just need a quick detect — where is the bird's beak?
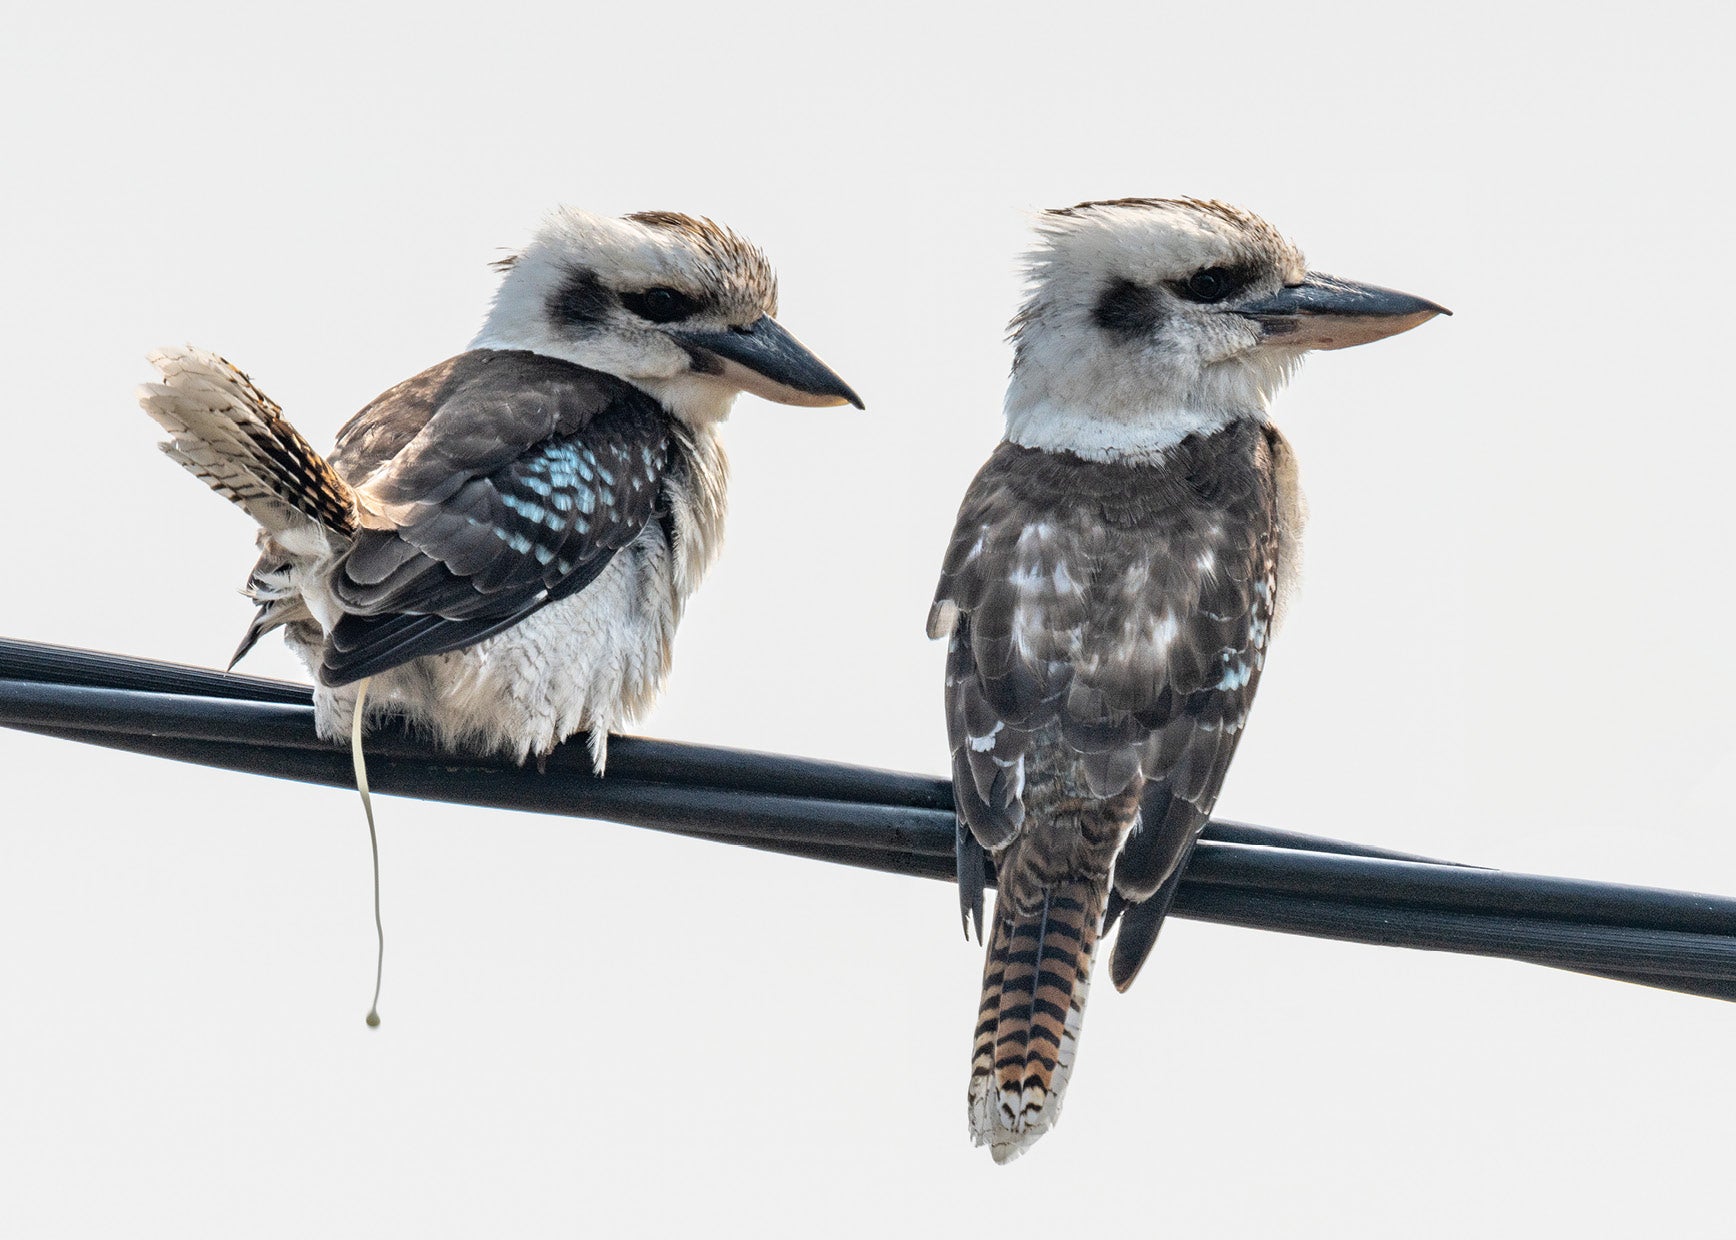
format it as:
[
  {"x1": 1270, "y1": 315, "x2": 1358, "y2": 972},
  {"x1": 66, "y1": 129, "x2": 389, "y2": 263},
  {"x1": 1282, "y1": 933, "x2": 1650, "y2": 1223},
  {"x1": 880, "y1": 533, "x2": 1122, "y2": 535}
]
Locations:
[
  {"x1": 671, "y1": 316, "x2": 865, "y2": 409},
  {"x1": 1240, "y1": 273, "x2": 1450, "y2": 351}
]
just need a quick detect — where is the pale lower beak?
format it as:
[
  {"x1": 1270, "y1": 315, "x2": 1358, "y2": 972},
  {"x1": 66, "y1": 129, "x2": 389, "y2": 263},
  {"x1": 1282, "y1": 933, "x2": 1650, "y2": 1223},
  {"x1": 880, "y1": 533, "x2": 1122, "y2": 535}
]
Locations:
[
  {"x1": 671, "y1": 316, "x2": 864, "y2": 409},
  {"x1": 1240, "y1": 273, "x2": 1450, "y2": 350}
]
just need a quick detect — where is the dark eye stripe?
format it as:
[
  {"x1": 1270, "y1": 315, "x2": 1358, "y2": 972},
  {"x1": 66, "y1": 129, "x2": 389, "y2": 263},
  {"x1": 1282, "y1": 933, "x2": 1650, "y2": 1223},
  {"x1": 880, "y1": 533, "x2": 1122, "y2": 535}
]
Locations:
[
  {"x1": 1093, "y1": 279, "x2": 1164, "y2": 339},
  {"x1": 620, "y1": 286, "x2": 705, "y2": 323},
  {"x1": 548, "y1": 269, "x2": 612, "y2": 326}
]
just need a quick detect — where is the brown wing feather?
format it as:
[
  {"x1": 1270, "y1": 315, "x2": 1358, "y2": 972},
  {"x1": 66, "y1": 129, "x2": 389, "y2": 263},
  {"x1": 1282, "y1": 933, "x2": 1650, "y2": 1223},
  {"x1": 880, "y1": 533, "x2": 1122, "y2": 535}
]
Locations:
[
  {"x1": 1106, "y1": 424, "x2": 1288, "y2": 988},
  {"x1": 313, "y1": 351, "x2": 672, "y2": 685},
  {"x1": 935, "y1": 426, "x2": 1277, "y2": 868}
]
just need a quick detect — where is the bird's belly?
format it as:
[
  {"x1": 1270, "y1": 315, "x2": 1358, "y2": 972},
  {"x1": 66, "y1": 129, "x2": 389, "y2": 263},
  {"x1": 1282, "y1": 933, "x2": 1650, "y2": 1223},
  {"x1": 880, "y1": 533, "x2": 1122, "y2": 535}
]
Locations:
[{"x1": 308, "y1": 527, "x2": 679, "y2": 770}]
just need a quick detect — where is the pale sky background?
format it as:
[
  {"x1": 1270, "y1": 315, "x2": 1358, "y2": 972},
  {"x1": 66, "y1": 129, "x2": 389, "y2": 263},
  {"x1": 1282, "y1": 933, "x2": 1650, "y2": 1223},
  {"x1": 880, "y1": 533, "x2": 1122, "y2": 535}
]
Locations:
[{"x1": 3, "y1": 2, "x2": 1734, "y2": 1235}]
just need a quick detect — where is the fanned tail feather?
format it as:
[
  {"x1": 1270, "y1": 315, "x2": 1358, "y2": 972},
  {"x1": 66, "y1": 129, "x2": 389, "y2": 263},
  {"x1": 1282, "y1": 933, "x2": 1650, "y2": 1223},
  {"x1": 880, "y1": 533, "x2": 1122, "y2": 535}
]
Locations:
[
  {"x1": 138, "y1": 345, "x2": 358, "y2": 537},
  {"x1": 138, "y1": 345, "x2": 356, "y2": 665},
  {"x1": 968, "y1": 874, "x2": 1106, "y2": 1163}
]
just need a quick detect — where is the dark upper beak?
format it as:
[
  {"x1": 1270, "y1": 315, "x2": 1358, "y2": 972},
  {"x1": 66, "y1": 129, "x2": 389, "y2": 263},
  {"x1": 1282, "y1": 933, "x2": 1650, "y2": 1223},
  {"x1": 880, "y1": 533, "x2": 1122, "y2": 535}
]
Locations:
[
  {"x1": 670, "y1": 316, "x2": 864, "y2": 409},
  {"x1": 1240, "y1": 273, "x2": 1450, "y2": 351}
]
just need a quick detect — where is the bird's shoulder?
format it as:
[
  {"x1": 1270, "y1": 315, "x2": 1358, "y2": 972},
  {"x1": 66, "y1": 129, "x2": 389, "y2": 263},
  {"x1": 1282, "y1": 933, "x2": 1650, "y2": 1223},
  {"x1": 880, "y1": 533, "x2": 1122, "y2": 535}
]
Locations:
[
  {"x1": 328, "y1": 349, "x2": 666, "y2": 507},
  {"x1": 933, "y1": 420, "x2": 1276, "y2": 621}
]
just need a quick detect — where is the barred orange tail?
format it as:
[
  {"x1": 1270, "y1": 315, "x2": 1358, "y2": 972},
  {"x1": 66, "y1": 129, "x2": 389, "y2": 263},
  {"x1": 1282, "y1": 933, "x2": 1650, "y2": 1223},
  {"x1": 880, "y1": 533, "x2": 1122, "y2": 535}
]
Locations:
[{"x1": 967, "y1": 876, "x2": 1105, "y2": 1163}]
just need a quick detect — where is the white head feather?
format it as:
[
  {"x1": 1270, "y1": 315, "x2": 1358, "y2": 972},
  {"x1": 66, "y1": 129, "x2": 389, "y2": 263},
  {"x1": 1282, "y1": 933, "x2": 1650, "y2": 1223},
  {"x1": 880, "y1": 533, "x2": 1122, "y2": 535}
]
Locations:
[
  {"x1": 472, "y1": 208, "x2": 779, "y2": 426},
  {"x1": 1005, "y1": 199, "x2": 1308, "y2": 463}
]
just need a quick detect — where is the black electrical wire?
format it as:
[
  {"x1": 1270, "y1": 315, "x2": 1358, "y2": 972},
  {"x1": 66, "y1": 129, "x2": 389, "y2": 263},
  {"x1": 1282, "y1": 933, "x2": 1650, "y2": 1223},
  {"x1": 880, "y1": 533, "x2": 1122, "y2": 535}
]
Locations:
[{"x1": 4, "y1": 636, "x2": 1735, "y2": 1004}]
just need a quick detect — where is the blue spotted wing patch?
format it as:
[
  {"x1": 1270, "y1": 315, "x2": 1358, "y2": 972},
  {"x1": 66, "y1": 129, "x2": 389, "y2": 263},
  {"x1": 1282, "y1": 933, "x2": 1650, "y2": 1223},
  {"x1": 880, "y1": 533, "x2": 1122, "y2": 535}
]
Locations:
[{"x1": 320, "y1": 373, "x2": 670, "y2": 686}]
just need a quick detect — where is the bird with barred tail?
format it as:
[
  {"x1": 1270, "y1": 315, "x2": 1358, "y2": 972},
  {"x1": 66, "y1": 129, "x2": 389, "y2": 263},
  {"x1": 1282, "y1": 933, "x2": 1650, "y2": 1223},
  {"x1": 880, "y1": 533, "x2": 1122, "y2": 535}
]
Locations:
[
  {"x1": 931, "y1": 198, "x2": 1447, "y2": 1162},
  {"x1": 141, "y1": 207, "x2": 861, "y2": 773}
]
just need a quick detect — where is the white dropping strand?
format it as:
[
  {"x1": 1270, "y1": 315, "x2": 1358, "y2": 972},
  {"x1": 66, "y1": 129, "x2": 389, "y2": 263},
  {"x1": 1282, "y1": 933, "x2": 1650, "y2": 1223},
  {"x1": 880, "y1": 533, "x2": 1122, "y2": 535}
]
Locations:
[{"x1": 350, "y1": 677, "x2": 384, "y2": 1029}]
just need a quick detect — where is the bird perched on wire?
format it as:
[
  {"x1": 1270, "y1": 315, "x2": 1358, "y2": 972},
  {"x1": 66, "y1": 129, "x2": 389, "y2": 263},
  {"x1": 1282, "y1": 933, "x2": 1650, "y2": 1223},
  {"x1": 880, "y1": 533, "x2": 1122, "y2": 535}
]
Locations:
[
  {"x1": 930, "y1": 198, "x2": 1446, "y2": 1162},
  {"x1": 141, "y1": 208, "x2": 862, "y2": 773}
]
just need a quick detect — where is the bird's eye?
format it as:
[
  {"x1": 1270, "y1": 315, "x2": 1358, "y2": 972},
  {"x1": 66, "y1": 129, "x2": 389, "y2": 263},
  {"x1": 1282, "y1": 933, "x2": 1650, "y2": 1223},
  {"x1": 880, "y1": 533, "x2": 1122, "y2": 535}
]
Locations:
[
  {"x1": 1181, "y1": 267, "x2": 1236, "y2": 303},
  {"x1": 621, "y1": 286, "x2": 703, "y2": 324}
]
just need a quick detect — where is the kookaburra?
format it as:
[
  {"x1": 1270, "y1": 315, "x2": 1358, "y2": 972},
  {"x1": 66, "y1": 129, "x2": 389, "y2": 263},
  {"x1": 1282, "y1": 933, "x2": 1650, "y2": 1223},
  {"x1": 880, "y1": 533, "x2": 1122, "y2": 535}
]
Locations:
[
  {"x1": 142, "y1": 208, "x2": 860, "y2": 772},
  {"x1": 930, "y1": 198, "x2": 1447, "y2": 1162}
]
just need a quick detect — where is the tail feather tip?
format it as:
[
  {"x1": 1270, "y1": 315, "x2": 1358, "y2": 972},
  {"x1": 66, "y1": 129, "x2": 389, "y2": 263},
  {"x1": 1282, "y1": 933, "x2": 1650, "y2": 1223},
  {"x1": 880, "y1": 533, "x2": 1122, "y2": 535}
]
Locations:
[{"x1": 968, "y1": 1081, "x2": 1052, "y2": 1164}]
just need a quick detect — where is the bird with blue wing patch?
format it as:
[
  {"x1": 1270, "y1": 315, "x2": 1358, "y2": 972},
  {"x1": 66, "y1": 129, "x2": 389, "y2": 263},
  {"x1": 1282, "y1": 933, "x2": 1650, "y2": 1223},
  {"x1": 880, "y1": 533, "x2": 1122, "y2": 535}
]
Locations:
[
  {"x1": 141, "y1": 207, "x2": 861, "y2": 772},
  {"x1": 932, "y1": 198, "x2": 1446, "y2": 1161},
  {"x1": 139, "y1": 207, "x2": 861, "y2": 1024}
]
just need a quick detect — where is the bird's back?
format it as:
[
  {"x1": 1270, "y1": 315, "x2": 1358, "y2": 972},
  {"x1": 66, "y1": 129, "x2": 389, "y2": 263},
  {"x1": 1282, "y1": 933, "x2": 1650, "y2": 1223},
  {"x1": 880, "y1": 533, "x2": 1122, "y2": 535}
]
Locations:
[{"x1": 942, "y1": 423, "x2": 1281, "y2": 1161}]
